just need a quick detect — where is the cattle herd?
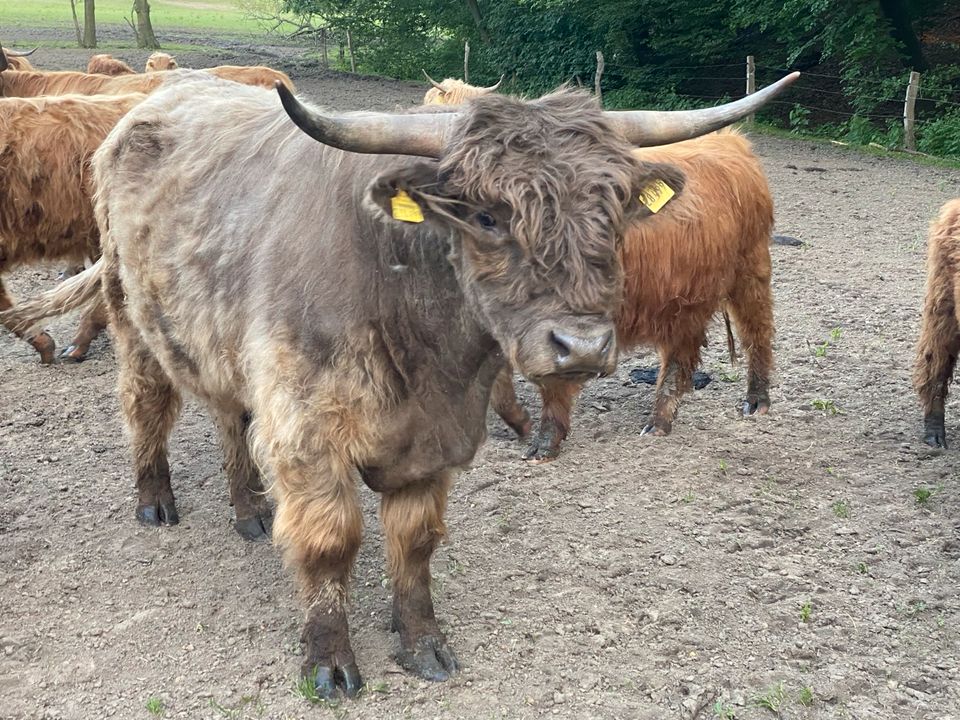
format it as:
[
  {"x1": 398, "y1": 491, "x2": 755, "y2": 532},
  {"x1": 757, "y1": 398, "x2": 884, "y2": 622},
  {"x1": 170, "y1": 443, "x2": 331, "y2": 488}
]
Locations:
[{"x1": 0, "y1": 44, "x2": 957, "y2": 701}]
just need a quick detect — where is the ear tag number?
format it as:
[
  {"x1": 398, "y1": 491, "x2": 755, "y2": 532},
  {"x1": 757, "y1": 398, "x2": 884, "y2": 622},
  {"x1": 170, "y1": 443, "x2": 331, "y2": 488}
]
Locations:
[
  {"x1": 639, "y1": 180, "x2": 675, "y2": 213},
  {"x1": 391, "y1": 190, "x2": 424, "y2": 223}
]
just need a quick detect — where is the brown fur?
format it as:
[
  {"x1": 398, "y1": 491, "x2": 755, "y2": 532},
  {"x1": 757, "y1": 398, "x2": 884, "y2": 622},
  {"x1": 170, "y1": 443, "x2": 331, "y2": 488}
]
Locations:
[
  {"x1": 913, "y1": 198, "x2": 960, "y2": 448},
  {"x1": 0, "y1": 93, "x2": 146, "y2": 361},
  {"x1": 1, "y1": 65, "x2": 294, "y2": 97},
  {"x1": 494, "y1": 129, "x2": 775, "y2": 460},
  {"x1": 423, "y1": 78, "x2": 493, "y2": 105},
  {"x1": 87, "y1": 54, "x2": 136, "y2": 76},
  {"x1": 145, "y1": 52, "x2": 178, "y2": 72},
  {"x1": 3, "y1": 79, "x2": 691, "y2": 693}
]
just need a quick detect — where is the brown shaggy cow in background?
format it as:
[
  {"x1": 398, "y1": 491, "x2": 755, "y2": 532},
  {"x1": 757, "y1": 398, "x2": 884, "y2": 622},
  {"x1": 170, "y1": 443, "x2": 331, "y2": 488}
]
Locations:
[
  {"x1": 421, "y1": 70, "x2": 503, "y2": 105},
  {"x1": 145, "y1": 52, "x2": 178, "y2": 72},
  {"x1": 493, "y1": 129, "x2": 776, "y2": 461},
  {"x1": 0, "y1": 93, "x2": 146, "y2": 362},
  {"x1": 913, "y1": 198, "x2": 960, "y2": 448},
  {"x1": 87, "y1": 54, "x2": 136, "y2": 76}
]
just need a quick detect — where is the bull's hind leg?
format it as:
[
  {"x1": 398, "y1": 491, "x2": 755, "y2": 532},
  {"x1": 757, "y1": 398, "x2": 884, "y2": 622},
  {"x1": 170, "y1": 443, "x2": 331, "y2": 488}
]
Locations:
[
  {"x1": 726, "y1": 254, "x2": 774, "y2": 417},
  {"x1": 641, "y1": 338, "x2": 701, "y2": 436},
  {"x1": 266, "y1": 443, "x2": 363, "y2": 699},
  {"x1": 382, "y1": 473, "x2": 459, "y2": 681},
  {"x1": 0, "y1": 276, "x2": 56, "y2": 364},
  {"x1": 210, "y1": 408, "x2": 273, "y2": 541},
  {"x1": 913, "y1": 249, "x2": 960, "y2": 448},
  {"x1": 60, "y1": 299, "x2": 109, "y2": 362},
  {"x1": 522, "y1": 379, "x2": 584, "y2": 462},
  {"x1": 115, "y1": 332, "x2": 183, "y2": 525}
]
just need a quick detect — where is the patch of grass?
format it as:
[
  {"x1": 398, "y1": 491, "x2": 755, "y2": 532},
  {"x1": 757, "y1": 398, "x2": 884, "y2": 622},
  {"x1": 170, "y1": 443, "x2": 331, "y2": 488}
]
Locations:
[
  {"x1": 363, "y1": 681, "x2": 390, "y2": 695},
  {"x1": 830, "y1": 327, "x2": 842, "y2": 343},
  {"x1": 713, "y1": 699, "x2": 737, "y2": 719},
  {"x1": 751, "y1": 682, "x2": 786, "y2": 713},
  {"x1": 811, "y1": 398, "x2": 841, "y2": 415},
  {"x1": 814, "y1": 341, "x2": 829, "y2": 358},
  {"x1": 900, "y1": 599, "x2": 927, "y2": 618},
  {"x1": 719, "y1": 370, "x2": 741, "y2": 383},
  {"x1": 799, "y1": 599, "x2": 813, "y2": 623},
  {"x1": 831, "y1": 499, "x2": 850, "y2": 518},
  {"x1": 210, "y1": 695, "x2": 265, "y2": 718},
  {"x1": 4, "y1": 0, "x2": 260, "y2": 35},
  {"x1": 798, "y1": 686, "x2": 815, "y2": 707},
  {"x1": 914, "y1": 486, "x2": 940, "y2": 505},
  {"x1": 856, "y1": 561, "x2": 869, "y2": 575},
  {"x1": 718, "y1": 459, "x2": 729, "y2": 475},
  {"x1": 145, "y1": 697, "x2": 164, "y2": 717}
]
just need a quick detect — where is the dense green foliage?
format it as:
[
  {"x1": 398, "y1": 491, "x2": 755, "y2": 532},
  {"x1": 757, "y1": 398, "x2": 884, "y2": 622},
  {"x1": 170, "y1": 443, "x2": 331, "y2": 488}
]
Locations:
[{"x1": 273, "y1": 0, "x2": 959, "y2": 157}]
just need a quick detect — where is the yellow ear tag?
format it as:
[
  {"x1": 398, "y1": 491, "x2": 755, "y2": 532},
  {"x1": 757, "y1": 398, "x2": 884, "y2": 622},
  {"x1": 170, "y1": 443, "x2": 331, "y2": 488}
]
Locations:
[
  {"x1": 390, "y1": 190, "x2": 424, "y2": 223},
  {"x1": 639, "y1": 180, "x2": 675, "y2": 213}
]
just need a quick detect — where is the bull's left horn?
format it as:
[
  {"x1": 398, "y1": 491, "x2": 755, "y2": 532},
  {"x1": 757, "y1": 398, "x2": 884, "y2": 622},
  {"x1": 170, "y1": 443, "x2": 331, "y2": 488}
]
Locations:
[
  {"x1": 276, "y1": 81, "x2": 455, "y2": 158},
  {"x1": 0, "y1": 48, "x2": 8, "y2": 72},
  {"x1": 606, "y1": 71, "x2": 800, "y2": 147},
  {"x1": 482, "y1": 74, "x2": 505, "y2": 93},
  {"x1": 422, "y1": 69, "x2": 445, "y2": 91},
  {"x1": 5, "y1": 46, "x2": 38, "y2": 57}
]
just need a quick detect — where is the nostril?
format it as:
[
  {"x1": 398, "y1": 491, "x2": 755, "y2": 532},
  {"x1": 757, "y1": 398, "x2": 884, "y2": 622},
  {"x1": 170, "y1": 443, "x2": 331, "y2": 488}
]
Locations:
[{"x1": 549, "y1": 330, "x2": 572, "y2": 359}]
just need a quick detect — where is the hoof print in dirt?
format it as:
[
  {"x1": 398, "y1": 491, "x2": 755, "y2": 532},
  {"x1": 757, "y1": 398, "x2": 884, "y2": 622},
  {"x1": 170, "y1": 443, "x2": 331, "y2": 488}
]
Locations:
[
  {"x1": 772, "y1": 234, "x2": 804, "y2": 247},
  {"x1": 395, "y1": 636, "x2": 460, "y2": 682},
  {"x1": 629, "y1": 367, "x2": 712, "y2": 390}
]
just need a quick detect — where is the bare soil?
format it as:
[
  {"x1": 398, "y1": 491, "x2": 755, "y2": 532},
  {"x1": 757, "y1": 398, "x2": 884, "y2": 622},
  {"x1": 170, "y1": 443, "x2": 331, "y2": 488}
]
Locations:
[{"x1": 2, "y1": 39, "x2": 960, "y2": 720}]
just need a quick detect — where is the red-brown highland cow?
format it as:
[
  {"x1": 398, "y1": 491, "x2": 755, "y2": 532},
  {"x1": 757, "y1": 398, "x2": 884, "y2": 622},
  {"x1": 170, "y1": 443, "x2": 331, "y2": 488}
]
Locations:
[
  {"x1": 421, "y1": 70, "x2": 503, "y2": 105},
  {"x1": 145, "y1": 52, "x2": 178, "y2": 72},
  {"x1": 2, "y1": 46, "x2": 38, "y2": 71},
  {"x1": 913, "y1": 198, "x2": 960, "y2": 448},
  {"x1": 86, "y1": 54, "x2": 136, "y2": 76},
  {"x1": 492, "y1": 129, "x2": 776, "y2": 461}
]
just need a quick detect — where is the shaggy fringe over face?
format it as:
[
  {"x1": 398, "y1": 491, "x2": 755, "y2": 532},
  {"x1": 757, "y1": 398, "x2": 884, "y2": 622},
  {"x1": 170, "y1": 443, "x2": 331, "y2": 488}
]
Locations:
[{"x1": 433, "y1": 89, "x2": 641, "y2": 314}]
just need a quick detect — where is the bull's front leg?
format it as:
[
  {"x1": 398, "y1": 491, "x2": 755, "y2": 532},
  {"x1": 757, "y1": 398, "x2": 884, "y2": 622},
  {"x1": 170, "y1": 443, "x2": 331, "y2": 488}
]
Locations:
[
  {"x1": 381, "y1": 473, "x2": 459, "y2": 681},
  {"x1": 270, "y1": 452, "x2": 364, "y2": 699},
  {"x1": 641, "y1": 342, "x2": 699, "y2": 436},
  {"x1": 522, "y1": 378, "x2": 583, "y2": 463},
  {"x1": 489, "y1": 365, "x2": 532, "y2": 438}
]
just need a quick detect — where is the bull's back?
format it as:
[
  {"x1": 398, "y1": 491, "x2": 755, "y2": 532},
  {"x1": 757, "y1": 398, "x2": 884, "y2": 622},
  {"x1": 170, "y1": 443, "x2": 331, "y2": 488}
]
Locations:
[{"x1": 617, "y1": 132, "x2": 773, "y2": 344}]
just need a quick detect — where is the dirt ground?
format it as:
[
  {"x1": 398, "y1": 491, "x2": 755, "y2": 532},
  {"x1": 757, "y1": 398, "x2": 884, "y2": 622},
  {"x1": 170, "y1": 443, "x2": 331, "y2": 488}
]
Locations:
[{"x1": 2, "y1": 37, "x2": 960, "y2": 720}]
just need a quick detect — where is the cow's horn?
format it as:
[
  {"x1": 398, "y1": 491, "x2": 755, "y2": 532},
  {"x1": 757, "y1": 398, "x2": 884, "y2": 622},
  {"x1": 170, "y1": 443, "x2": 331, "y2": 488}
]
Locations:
[
  {"x1": 276, "y1": 81, "x2": 454, "y2": 158},
  {"x1": 606, "y1": 71, "x2": 800, "y2": 146},
  {"x1": 421, "y1": 69, "x2": 445, "y2": 91},
  {"x1": 0, "y1": 49, "x2": 8, "y2": 72},
  {"x1": 5, "y1": 46, "x2": 38, "y2": 57},
  {"x1": 481, "y1": 74, "x2": 504, "y2": 93}
]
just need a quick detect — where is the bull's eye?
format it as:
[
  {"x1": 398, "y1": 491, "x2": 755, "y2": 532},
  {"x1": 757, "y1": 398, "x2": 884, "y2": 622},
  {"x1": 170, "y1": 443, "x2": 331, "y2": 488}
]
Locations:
[{"x1": 476, "y1": 212, "x2": 497, "y2": 230}]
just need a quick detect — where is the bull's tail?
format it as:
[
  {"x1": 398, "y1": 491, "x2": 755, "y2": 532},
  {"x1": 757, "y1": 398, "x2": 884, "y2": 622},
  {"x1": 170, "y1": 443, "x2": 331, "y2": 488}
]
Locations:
[
  {"x1": 723, "y1": 309, "x2": 737, "y2": 365},
  {"x1": 0, "y1": 258, "x2": 105, "y2": 336}
]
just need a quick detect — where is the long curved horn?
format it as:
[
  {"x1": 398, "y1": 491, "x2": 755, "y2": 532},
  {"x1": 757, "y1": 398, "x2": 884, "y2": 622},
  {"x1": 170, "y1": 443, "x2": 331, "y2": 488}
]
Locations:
[
  {"x1": 0, "y1": 48, "x2": 8, "y2": 72},
  {"x1": 421, "y1": 69, "x2": 445, "y2": 91},
  {"x1": 5, "y1": 46, "x2": 38, "y2": 57},
  {"x1": 606, "y1": 71, "x2": 800, "y2": 147},
  {"x1": 276, "y1": 81, "x2": 455, "y2": 158},
  {"x1": 480, "y1": 74, "x2": 504, "y2": 93}
]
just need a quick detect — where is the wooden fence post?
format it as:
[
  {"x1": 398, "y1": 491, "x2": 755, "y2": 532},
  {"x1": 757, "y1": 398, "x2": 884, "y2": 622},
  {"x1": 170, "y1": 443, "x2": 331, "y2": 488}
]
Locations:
[
  {"x1": 320, "y1": 27, "x2": 328, "y2": 69},
  {"x1": 346, "y1": 29, "x2": 356, "y2": 73},
  {"x1": 746, "y1": 55, "x2": 756, "y2": 123},
  {"x1": 464, "y1": 40, "x2": 470, "y2": 83},
  {"x1": 904, "y1": 70, "x2": 920, "y2": 151},
  {"x1": 595, "y1": 51, "x2": 604, "y2": 104}
]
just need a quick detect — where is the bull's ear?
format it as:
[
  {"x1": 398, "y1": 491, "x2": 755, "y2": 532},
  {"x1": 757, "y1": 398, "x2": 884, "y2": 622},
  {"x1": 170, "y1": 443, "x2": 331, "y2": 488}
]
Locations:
[
  {"x1": 627, "y1": 162, "x2": 686, "y2": 223},
  {"x1": 368, "y1": 161, "x2": 446, "y2": 226}
]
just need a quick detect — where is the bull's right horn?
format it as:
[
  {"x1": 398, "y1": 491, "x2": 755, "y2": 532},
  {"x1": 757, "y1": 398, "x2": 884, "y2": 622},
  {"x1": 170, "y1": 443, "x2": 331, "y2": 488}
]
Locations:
[
  {"x1": 277, "y1": 81, "x2": 455, "y2": 158},
  {"x1": 5, "y1": 46, "x2": 38, "y2": 57},
  {"x1": 421, "y1": 69, "x2": 445, "y2": 91},
  {"x1": 606, "y1": 71, "x2": 800, "y2": 147},
  {"x1": 0, "y1": 47, "x2": 8, "y2": 72},
  {"x1": 482, "y1": 74, "x2": 505, "y2": 92}
]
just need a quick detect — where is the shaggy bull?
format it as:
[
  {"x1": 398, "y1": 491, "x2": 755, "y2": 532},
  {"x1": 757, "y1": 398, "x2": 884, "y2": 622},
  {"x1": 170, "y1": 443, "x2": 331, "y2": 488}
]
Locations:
[
  {"x1": 145, "y1": 52, "x2": 178, "y2": 72},
  {"x1": 4, "y1": 72, "x2": 795, "y2": 697},
  {"x1": 2, "y1": 46, "x2": 38, "y2": 71},
  {"x1": 0, "y1": 92, "x2": 146, "y2": 362},
  {"x1": 491, "y1": 128, "x2": 776, "y2": 460},
  {"x1": 913, "y1": 198, "x2": 960, "y2": 448},
  {"x1": 0, "y1": 55, "x2": 294, "y2": 96},
  {"x1": 87, "y1": 54, "x2": 136, "y2": 76},
  {"x1": 421, "y1": 69, "x2": 502, "y2": 104}
]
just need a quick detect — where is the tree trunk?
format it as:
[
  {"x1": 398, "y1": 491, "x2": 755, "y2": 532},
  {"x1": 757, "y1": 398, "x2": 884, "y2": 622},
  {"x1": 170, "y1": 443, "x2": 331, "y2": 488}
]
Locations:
[
  {"x1": 133, "y1": 0, "x2": 160, "y2": 49},
  {"x1": 69, "y1": 0, "x2": 83, "y2": 46},
  {"x1": 82, "y1": 0, "x2": 97, "y2": 48},
  {"x1": 878, "y1": 0, "x2": 927, "y2": 71},
  {"x1": 464, "y1": 0, "x2": 491, "y2": 44}
]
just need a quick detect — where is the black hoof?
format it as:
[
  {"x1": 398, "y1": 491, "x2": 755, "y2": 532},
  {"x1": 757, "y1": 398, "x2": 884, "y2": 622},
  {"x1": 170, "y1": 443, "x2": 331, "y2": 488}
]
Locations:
[
  {"x1": 395, "y1": 636, "x2": 460, "y2": 682},
  {"x1": 640, "y1": 423, "x2": 670, "y2": 437},
  {"x1": 58, "y1": 345, "x2": 85, "y2": 363},
  {"x1": 306, "y1": 662, "x2": 363, "y2": 700},
  {"x1": 234, "y1": 513, "x2": 273, "y2": 541},
  {"x1": 741, "y1": 398, "x2": 770, "y2": 417},
  {"x1": 521, "y1": 440, "x2": 559, "y2": 464},
  {"x1": 923, "y1": 431, "x2": 947, "y2": 449},
  {"x1": 137, "y1": 502, "x2": 179, "y2": 526}
]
